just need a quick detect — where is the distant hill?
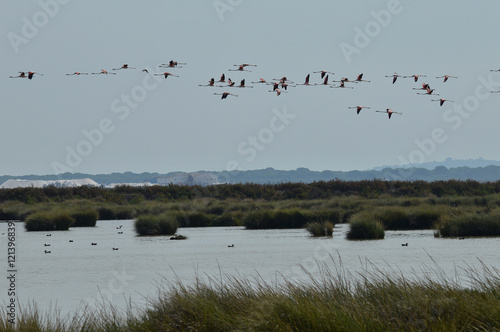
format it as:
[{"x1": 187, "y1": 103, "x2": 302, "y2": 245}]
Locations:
[
  {"x1": 2, "y1": 163, "x2": 500, "y2": 186},
  {"x1": 372, "y1": 157, "x2": 500, "y2": 171}
]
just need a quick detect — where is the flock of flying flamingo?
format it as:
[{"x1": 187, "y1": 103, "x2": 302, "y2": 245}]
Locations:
[{"x1": 9, "y1": 61, "x2": 500, "y2": 119}]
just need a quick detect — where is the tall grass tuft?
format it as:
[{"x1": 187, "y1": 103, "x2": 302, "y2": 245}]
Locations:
[
  {"x1": 135, "y1": 213, "x2": 179, "y2": 236},
  {"x1": 370, "y1": 205, "x2": 444, "y2": 230},
  {"x1": 70, "y1": 209, "x2": 98, "y2": 227},
  {"x1": 347, "y1": 212, "x2": 385, "y2": 240},
  {"x1": 179, "y1": 212, "x2": 213, "y2": 227},
  {"x1": 243, "y1": 208, "x2": 310, "y2": 229},
  {"x1": 24, "y1": 211, "x2": 74, "y2": 231},
  {"x1": 306, "y1": 221, "x2": 334, "y2": 237}
]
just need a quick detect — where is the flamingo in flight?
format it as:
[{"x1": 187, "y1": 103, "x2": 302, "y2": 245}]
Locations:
[
  {"x1": 315, "y1": 75, "x2": 333, "y2": 86},
  {"x1": 331, "y1": 80, "x2": 353, "y2": 89},
  {"x1": 270, "y1": 82, "x2": 280, "y2": 91},
  {"x1": 431, "y1": 99, "x2": 453, "y2": 106},
  {"x1": 272, "y1": 76, "x2": 294, "y2": 84},
  {"x1": 229, "y1": 64, "x2": 255, "y2": 72},
  {"x1": 199, "y1": 78, "x2": 215, "y2": 87},
  {"x1": 313, "y1": 70, "x2": 334, "y2": 79},
  {"x1": 251, "y1": 78, "x2": 268, "y2": 84},
  {"x1": 436, "y1": 75, "x2": 457, "y2": 82},
  {"x1": 160, "y1": 60, "x2": 186, "y2": 68},
  {"x1": 490, "y1": 88, "x2": 500, "y2": 93},
  {"x1": 348, "y1": 106, "x2": 370, "y2": 114},
  {"x1": 353, "y1": 73, "x2": 370, "y2": 83},
  {"x1": 280, "y1": 82, "x2": 294, "y2": 90},
  {"x1": 332, "y1": 77, "x2": 352, "y2": 83},
  {"x1": 490, "y1": 69, "x2": 500, "y2": 72},
  {"x1": 217, "y1": 74, "x2": 226, "y2": 83},
  {"x1": 376, "y1": 109, "x2": 402, "y2": 119},
  {"x1": 268, "y1": 88, "x2": 287, "y2": 96},
  {"x1": 9, "y1": 72, "x2": 27, "y2": 78},
  {"x1": 417, "y1": 88, "x2": 439, "y2": 96},
  {"x1": 412, "y1": 83, "x2": 430, "y2": 91},
  {"x1": 233, "y1": 63, "x2": 256, "y2": 68},
  {"x1": 236, "y1": 79, "x2": 253, "y2": 88},
  {"x1": 385, "y1": 73, "x2": 402, "y2": 84},
  {"x1": 21, "y1": 71, "x2": 44, "y2": 80},
  {"x1": 214, "y1": 92, "x2": 238, "y2": 99},
  {"x1": 13, "y1": 71, "x2": 44, "y2": 80},
  {"x1": 66, "y1": 72, "x2": 88, "y2": 76},
  {"x1": 92, "y1": 69, "x2": 116, "y2": 75},
  {"x1": 113, "y1": 64, "x2": 136, "y2": 70},
  {"x1": 297, "y1": 74, "x2": 313, "y2": 86},
  {"x1": 404, "y1": 74, "x2": 426, "y2": 82},
  {"x1": 154, "y1": 72, "x2": 179, "y2": 79}
]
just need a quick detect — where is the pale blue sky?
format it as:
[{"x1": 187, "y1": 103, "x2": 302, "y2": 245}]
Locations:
[{"x1": 2, "y1": 0, "x2": 500, "y2": 176}]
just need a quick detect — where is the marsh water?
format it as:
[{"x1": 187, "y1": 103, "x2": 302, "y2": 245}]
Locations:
[{"x1": 2, "y1": 219, "x2": 499, "y2": 316}]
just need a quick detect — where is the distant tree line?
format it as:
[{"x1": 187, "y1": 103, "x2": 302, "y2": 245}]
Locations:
[{"x1": 1, "y1": 179, "x2": 500, "y2": 204}]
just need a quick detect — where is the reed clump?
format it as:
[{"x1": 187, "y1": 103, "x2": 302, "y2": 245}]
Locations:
[
  {"x1": 0, "y1": 201, "x2": 39, "y2": 221},
  {"x1": 347, "y1": 212, "x2": 385, "y2": 240},
  {"x1": 435, "y1": 209, "x2": 500, "y2": 237},
  {"x1": 372, "y1": 205, "x2": 444, "y2": 230},
  {"x1": 135, "y1": 213, "x2": 179, "y2": 236},
  {"x1": 243, "y1": 208, "x2": 308, "y2": 229},
  {"x1": 97, "y1": 205, "x2": 136, "y2": 220},
  {"x1": 70, "y1": 209, "x2": 98, "y2": 227},
  {"x1": 306, "y1": 221, "x2": 334, "y2": 237},
  {"x1": 24, "y1": 211, "x2": 74, "y2": 231}
]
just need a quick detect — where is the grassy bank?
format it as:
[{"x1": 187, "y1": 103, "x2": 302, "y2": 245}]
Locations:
[
  {"x1": 2, "y1": 262, "x2": 500, "y2": 331},
  {"x1": 435, "y1": 208, "x2": 500, "y2": 237},
  {"x1": 3, "y1": 188, "x2": 500, "y2": 237}
]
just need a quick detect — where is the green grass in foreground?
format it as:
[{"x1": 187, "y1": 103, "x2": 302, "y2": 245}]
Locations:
[{"x1": 2, "y1": 260, "x2": 500, "y2": 331}]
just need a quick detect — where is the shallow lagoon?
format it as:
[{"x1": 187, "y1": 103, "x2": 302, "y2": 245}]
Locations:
[{"x1": 2, "y1": 220, "x2": 499, "y2": 315}]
